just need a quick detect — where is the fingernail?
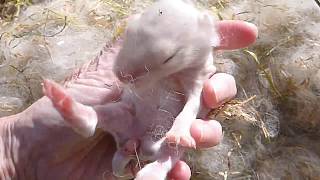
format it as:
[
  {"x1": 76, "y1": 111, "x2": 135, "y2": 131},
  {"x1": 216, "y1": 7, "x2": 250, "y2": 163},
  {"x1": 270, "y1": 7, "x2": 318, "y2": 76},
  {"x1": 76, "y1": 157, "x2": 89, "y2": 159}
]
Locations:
[
  {"x1": 203, "y1": 73, "x2": 237, "y2": 108},
  {"x1": 192, "y1": 120, "x2": 223, "y2": 148},
  {"x1": 198, "y1": 121, "x2": 205, "y2": 143},
  {"x1": 244, "y1": 21, "x2": 258, "y2": 38}
]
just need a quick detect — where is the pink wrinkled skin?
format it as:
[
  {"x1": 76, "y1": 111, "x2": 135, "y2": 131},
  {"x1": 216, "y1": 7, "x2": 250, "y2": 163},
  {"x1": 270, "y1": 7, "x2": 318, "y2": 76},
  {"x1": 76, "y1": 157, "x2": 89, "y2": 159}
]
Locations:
[
  {"x1": 0, "y1": 0, "x2": 258, "y2": 179},
  {"x1": 43, "y1": 0, "x2": 222, "y2": 179}
]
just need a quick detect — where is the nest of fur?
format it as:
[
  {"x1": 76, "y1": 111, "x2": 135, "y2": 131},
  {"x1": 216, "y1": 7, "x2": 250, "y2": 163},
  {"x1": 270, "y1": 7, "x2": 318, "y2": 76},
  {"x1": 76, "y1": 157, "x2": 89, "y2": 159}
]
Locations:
[
  {"x1": 0, "y1": 0, "x2": 32, "y2": 20},
  {"x1": 1, "y1": 0, "x2": 320, "y2": 179}
]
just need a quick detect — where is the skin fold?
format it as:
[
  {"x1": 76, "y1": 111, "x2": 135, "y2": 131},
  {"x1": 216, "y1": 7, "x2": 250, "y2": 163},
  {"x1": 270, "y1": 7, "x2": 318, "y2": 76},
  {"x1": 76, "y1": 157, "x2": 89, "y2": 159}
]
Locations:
[{"x1": 0, "y1": 11, "x2": 257, "y2": 180}]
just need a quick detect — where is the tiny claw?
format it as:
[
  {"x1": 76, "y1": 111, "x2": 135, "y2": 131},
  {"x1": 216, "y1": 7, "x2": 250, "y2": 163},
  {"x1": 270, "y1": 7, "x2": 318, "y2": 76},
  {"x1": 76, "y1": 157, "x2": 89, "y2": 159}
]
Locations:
[{"x1": 166, "y1": 131, "x2": 196, "y2": 149}]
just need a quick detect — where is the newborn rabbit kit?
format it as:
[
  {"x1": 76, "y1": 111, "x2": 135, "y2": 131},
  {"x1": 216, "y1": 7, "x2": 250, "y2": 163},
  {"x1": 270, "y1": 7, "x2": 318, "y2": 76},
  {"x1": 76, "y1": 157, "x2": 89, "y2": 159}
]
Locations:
[
  {"x1": 43, "y1": 0, "x2": 221, "y2": 179},
  {"x1": 114, "y1": 0, "x2": 219, "y2": 178}
]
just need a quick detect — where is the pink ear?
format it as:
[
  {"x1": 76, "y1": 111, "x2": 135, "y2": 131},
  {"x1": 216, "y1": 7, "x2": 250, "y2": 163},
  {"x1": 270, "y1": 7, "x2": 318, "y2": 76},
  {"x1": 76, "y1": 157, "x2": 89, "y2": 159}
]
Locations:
[{"x1": 215, "y1": 20, "x2": 258, "y2": 50}]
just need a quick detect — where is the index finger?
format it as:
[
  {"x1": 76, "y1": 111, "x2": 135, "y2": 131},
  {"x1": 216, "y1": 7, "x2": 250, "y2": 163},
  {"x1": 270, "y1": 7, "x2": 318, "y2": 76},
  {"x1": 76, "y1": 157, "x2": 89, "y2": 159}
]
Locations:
[
  {"x1": 191, "y1": 119, "x2": 223, "y2": 149},
  {"x1": 203, "y1": 73, "x2": 237, "y2": 109}
]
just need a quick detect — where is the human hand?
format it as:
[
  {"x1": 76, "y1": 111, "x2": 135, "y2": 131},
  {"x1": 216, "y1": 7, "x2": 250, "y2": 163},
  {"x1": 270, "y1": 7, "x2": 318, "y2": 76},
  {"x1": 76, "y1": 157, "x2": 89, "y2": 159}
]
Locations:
[{"x1": 167, "y1": 20, "x2": 258, "y2": 180}]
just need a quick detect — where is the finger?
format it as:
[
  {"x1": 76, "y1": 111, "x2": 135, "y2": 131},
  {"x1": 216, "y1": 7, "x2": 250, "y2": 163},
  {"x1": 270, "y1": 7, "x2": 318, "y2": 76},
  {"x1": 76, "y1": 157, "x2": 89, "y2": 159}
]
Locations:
[
  {"x1": 190, "y1": 119, "x2": 222, "y2": 149},
  {"x1": 203, "y1": 73, "x2": 237, "y2": 109},
  {"x1": 215, "y1": 20, "x2": 258, "y2": 50},
  {"x1": 167, "y1": 161, "x2": 191, "y2": 180}
]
